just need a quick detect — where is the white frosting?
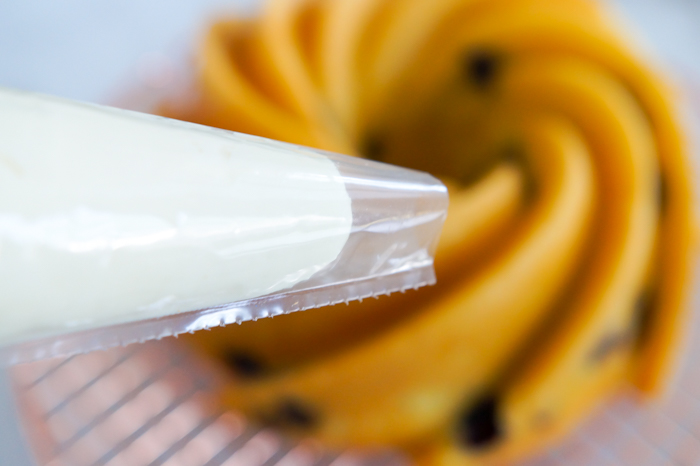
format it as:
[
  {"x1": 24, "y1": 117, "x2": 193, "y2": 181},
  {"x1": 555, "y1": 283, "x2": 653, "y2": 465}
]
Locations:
[{"x1": 0, "y1": 88, "x2": 352, "y2": 343}]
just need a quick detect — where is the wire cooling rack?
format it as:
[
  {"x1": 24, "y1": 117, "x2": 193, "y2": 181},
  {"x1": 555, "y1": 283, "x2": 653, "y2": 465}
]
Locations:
[
  {"x1": 6, "y1": 296, "x2": 699, "y2": 466},
  {"x1": 9, "y1": 341, "x2": 407, "y2": 466}
]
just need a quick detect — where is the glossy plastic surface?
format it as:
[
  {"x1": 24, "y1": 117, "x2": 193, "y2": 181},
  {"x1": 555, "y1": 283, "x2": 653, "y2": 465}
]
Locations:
[{"x1": 0, "y1": 89, "x2": 447, "y2": 364}]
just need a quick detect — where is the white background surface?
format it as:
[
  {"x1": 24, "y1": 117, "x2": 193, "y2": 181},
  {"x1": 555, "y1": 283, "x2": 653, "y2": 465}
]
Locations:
[
  {"x1": 2, "y1": 0, "x2": 700, "y2": 105},
  {"x1": 0, "y1": 0, "x2": 258, "y2": 104}
]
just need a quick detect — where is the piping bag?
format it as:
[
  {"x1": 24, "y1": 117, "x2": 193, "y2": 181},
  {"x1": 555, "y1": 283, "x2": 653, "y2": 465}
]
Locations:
[{"x1": 0, "y1": 87, "x2": 448, "y2": 364}]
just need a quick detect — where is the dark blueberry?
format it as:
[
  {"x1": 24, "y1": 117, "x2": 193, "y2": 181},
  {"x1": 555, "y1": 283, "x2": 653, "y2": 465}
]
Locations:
[
  {"x1": 223, "y1": 351, "x2": 265, "y2": 378},
  {"x1": 463, "y1": 50, "x2": 501, "y2": 90},
  {"x1": 456, "y1": 395, "x2": 502, "y2": 448},
  {"x1": 272, "y1": 398, "x2": 318, "y2": 429},
  {"x1": 361, "y1": 133, "x2": 385, "y2": 161}
]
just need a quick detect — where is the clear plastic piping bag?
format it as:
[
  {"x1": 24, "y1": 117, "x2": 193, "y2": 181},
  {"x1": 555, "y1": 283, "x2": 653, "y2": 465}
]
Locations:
[{"x1": 0, "y1": 87, "x2": 448, "y2": 363}]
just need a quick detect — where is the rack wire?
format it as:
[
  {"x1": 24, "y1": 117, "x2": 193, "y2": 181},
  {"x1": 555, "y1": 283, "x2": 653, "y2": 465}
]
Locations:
[
  {"x1": 10, "y1": 341, "x2": 407, "y2": 466},
  {"x1": 8, "y1": 302, "x2": 700, "y2": 466}
]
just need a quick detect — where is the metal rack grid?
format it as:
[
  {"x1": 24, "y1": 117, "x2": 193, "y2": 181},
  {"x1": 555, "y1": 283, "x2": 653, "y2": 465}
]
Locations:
[
  {"x1": 7, "y1": 299, "x2": 699, "y2": 466},
  {"x1": 9, "y1": 341, "x2": 407, "y2": 466}
]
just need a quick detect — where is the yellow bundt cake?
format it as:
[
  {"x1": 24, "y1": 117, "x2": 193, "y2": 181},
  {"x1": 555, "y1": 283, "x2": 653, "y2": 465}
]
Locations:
[{"x1": 162, "y1": 0, "x2": 697, "y2": 463}]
